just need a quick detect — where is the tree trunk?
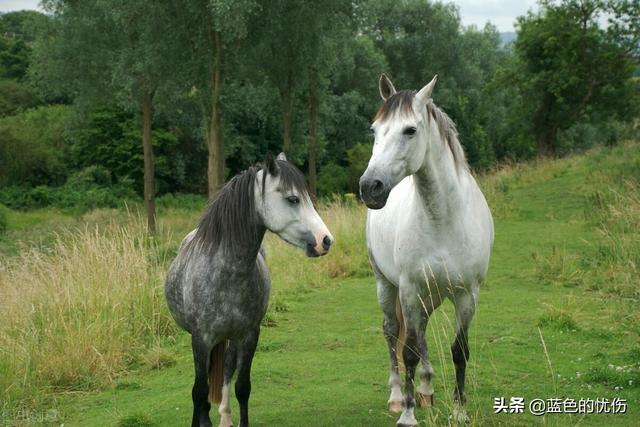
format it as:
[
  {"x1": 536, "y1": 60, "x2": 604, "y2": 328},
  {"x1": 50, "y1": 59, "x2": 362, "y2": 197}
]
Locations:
[
  {"x1": 536, "y1": 126, "x2": 557, "y2": 158},
  {"x1": 207, "y1": 30, "x2": 225, "y2": 200},
  {"x1": 534, "y1": 99, "x2": 557, "y2": 158},
  {"x1": 307, "y1": 66, "x2": 318, "y2": 196},
  {"x1": 142, "y1": 92, "x2": 156, "y2": 234},
  {"x1": 281, "y1": 67, "x2": 294, "y2": 154}
]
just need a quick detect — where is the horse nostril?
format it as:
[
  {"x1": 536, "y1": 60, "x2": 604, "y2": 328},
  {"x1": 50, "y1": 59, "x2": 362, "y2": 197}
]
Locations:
[
  {"x1": 322, "y1": 235, "x2": 332, "y2": 250},
  {"x1": 371, "y1": 179, "x2": 384, "y2": 197}
]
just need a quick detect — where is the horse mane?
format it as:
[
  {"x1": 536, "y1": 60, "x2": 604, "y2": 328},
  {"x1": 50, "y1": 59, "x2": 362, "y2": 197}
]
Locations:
[
  {"x1": 374, "y1": 90, "x2": 469, "y2": 172},
  {"x1": 189, "y1": 159, "x2": 310, "y2": 256}
]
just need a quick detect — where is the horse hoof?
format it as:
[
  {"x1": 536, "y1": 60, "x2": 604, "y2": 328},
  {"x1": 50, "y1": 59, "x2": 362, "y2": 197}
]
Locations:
[
  {"x1": 388, "y1": 400, "x2": 403, "y2": 412},
  {"x1": 449, "y1": 405, "x2": 470, "y2": 425},
  {"x1": 396, "y1": 412, "x2": 418, "y2": 427},
  {"x1": 218, "y1": 414, "x2": 233, "y2": 427},
  {"x1": 417, "y1": 392, "x2": 434, "y2": 407}
]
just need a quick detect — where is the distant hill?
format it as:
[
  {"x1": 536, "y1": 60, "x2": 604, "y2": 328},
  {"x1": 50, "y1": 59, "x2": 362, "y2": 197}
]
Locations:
[{"x1": 500, "y1": 32, "x2": 517, "y2": 47}]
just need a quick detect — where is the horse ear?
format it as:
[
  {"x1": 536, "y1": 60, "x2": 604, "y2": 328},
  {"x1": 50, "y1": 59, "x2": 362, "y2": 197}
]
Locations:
[
  {"x1": 415, "y1": 75, "x2": 437, "y2": 105},
  {"x1": 276, "y1": 152, "x2": 287, "y2": 161},
  {"x1": 379, "y1": 74, "x2": 396, "y2": 101},
  {"x1": 265, "y1": 152, "x2": 279, "y2": 176}
]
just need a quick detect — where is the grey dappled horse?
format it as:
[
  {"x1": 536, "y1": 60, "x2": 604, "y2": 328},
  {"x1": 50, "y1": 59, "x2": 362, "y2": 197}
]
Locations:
[
  {"x1": 165, "y1": 153, "x2": 333, "y2": 427},
  {"x1": 360, "y1": 75, "x2": 494, "y2": 426}
]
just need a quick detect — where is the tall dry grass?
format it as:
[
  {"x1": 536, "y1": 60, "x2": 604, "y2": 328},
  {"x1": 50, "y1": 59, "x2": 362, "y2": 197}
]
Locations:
[
  {"x1": 0, "y1": 199, "x2": 370, "y2": 411},
  {"x1": 0, "y1": 219, "x2": 176, "y2": 410}
]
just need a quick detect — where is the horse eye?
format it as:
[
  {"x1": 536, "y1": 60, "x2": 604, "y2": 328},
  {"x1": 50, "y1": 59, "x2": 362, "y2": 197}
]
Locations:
[
  {"x1": 403, "y1": 126, "x2": 417, "y2": 136},
  {"x1": 286, "y1": 196, "x2": 300, "y2": 205}
]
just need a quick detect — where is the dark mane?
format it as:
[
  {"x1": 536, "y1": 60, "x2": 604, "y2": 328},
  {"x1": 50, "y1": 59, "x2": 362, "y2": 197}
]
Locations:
[
  {"x1": 374, "y1": 90, "x2": 416, "y2": 122},
  {"x1": 189, "y1": 159, "x2": 310, "y2": 256}
]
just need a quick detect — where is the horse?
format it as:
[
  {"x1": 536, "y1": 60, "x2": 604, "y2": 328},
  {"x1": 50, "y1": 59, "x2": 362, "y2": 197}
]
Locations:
[
  {"x1": 165, "y1": 153, "x2": 333, "y2": 427},
  {"x1": 359, "y1": 75, "x2": 494, "y2": 426}
]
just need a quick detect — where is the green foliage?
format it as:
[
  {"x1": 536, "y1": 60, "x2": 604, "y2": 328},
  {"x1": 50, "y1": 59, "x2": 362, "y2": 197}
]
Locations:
[
  {"x1": 0, "y1": 105, "x2": 72, "y2": 187},
  {"x1": 508, "y1": 0, "x2": 638, "y2": 155},
  {"x1": 0, "y1": 166, "x2": 137, "y2": 212},
  {"x1": 0, "y1": 11, "x2": 49, "y2": 80},
  {"x1": 0, "y1": 78, "x2": 40, "y2": 116},
  {"x1": 68, "y1": 108, "x2": 204, "y2": 196},
  {"x1": 1, "y1": 0, "x2": 637, "y2": 201},
  {"x1": 317, "y1": 163, "x2": 349, "y2": 196}
]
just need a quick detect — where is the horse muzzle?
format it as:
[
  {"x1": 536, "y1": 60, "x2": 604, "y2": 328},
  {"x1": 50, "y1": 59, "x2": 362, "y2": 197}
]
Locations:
[
  {"x1": 305, "y1": 234, "x2": 333, "y2": 257},
  {"x1": 359, "y1": 175, "x2": 391, "y2": 209}
]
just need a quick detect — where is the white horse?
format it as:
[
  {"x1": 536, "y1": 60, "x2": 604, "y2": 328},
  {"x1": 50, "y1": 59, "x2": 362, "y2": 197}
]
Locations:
[{"x1": 359, "y1": 75, "x2": 494, "y2": 426}]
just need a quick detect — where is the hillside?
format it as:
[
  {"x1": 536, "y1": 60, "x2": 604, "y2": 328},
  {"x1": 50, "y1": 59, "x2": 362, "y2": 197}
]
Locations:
[{"x1": 1, "y1": 144, "x2": 639, "y2": 426}]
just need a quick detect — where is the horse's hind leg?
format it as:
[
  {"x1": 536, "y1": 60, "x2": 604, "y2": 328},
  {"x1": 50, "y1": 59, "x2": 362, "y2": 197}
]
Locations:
[
  {"x1": 376, "y1": 275, "x2": 403, "y2": 412},
  {"x1": 450, "y1": 289, "x2": 478, "y2": 422},
  {"x1": 235, "y1": 328, "x2": 259, "y2": 427},
  {"x1": 218, "y1": 342, "x2": 237, "y2": 427},
  {"x1": 191, "y1": 334, "x2": 213, "y2": 427}
]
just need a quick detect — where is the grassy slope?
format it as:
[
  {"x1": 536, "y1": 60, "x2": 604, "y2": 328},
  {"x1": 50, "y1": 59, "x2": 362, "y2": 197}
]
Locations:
[{"x1": 13, "y1": 146, "x2": 640, "y2": 426}]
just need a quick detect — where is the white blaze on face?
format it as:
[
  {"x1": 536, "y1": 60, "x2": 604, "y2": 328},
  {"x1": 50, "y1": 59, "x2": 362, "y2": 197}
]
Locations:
[
  {"x1": 255, "y1": 169, "x2": 333, "y2": 256},
  {"x1": 302, "y1": 196, "x2": 333, "y2": 256}
]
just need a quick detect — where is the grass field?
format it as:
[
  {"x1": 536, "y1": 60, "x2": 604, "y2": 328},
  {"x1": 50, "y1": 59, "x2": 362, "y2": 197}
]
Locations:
[{"x1": 1, "y1": 144, "x2": 638, "y2": 426}]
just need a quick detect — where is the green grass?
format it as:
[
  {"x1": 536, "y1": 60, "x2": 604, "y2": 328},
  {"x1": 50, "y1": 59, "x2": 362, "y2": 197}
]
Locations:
[{"x1": 1, "y1": 144, "x2": 639, "y2": 426}]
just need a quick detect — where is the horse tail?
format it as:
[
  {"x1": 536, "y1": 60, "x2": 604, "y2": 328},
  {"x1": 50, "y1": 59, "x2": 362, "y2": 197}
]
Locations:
[
  {"x1": 208, "y1": 340, "x2": 226, "y2": 404},
  {"x1": 395, "y1": 295, "x2": 406, "y2": 371}
]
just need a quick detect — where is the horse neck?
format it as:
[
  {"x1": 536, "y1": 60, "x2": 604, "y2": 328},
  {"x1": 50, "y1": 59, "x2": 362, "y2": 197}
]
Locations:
[
  {"x1": 412, "y1": 122, "x2": 465, "y2": 222},
  {"x1": 225, "y1": 223, "x2": 266, "y2": 266}
]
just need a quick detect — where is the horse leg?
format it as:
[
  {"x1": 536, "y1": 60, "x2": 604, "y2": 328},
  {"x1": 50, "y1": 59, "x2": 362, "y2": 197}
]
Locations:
[
  {"x1": 191, "y1": 333, "x2": 213, "y2": 427},
  {"x1": 416, "y1": 325, "x2": 435, "y2": 408},
  {"x1": 376, "y1": 276, "x2": 403, "y2": 412},
  {"x1": 218, "y1": 342, "x2": 237, "y2": 427},
  {"x1": 450, "y1": 289, "x2": 477, "y2": 423},
  {"x1": 396, "y1": 282, "x2": 431, "y2": 427},
  {"x1": 235, "y1": 328, "x2": 259, "y2": 427}
]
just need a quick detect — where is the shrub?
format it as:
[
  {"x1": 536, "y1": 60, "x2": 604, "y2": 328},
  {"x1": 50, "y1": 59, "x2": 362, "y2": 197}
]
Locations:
[{"x1": 317, "y1": 162, "x2": 349, "y2": 196}]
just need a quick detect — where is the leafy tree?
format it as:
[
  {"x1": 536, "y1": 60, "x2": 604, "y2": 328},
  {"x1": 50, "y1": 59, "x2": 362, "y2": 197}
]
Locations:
[
  {"x1": 0, "y1": 11, "x2": 49, "y2": 79},
  {"x1": 249, "y1": 1, "x2": 317, "y2": 156},
  {"x1": 33, "y1": 1, "x2": 184, "y2": 233},
  {"x1": 0, "y1": 79, "x2": 40, "y2": 116},
  {"x1": 178, "y1": 0, "x2": 257, "y2": 198},
  {"x1": 361, "y1": 0, "x2": 505, "y2": 168},
  {"x1": 512, "y1": 0, "x2": 638, "y2": 156}
]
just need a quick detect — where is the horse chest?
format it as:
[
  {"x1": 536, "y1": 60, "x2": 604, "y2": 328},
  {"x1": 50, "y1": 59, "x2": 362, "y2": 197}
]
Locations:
[{"x1": 368, "y1": 201, "x2": 478, "y2": 289}]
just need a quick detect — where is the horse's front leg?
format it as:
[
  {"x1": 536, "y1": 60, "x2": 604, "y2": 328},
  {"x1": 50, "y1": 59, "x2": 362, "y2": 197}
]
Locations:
[
  {"x1": 191, "y1": 333, "x2": 213, "y2": 427},
  {"x1": 235, "y1": 328, "x2": 260, "y2": 427},
  {"x1": 397, "y1": 281, "x2": 435, "y2": 427},
  {"x1": 376, "y1": 277, "x2": 403, "y2": 412},
  {"x1": 450, "y1": 289, "x2": 478, "y2": 423},
  {"x1": 218, "y1": 342, "x2": 237, "y2": 427}
]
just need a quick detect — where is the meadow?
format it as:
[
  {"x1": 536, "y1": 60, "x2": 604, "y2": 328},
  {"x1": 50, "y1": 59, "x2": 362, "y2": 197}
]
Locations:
[{"x1": 0, "y1": 143, "x2": 639, "y2": 426}]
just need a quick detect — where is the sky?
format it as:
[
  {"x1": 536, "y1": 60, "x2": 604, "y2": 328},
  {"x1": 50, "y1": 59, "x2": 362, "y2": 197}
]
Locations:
[{"x1": 0, "y1": 0, "x2": 539, "y2": 32}]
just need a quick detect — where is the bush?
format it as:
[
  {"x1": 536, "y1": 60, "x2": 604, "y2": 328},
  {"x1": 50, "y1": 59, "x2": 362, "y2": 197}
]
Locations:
[
  {"x1": 0, "y1": 167, "x2": 137, "y2": 212},
  {"x1": 0, "y1": 105, "x2": 72, "y2": 187},
  {"x1": 317, "y1": 162, "x2": 349, "y2": 196}
]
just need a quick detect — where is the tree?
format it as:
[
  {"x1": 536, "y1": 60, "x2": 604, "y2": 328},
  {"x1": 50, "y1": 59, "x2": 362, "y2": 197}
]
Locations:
[
  {"x1": 250, "y1": 1, "x2": 314, "y2": 155},
  {"x1": 512, "y1": 0, "x2": 638, "y2": 156},
  {"x1": 301, "y1": 1, "x2": 353, "y2": 195},
  {"x1": 361, "y1": 0, "x2": 504, "y2": 168},
  {"x1": 33, "y1": 1, "x2": 183, "y2": 233},
  {"x1": 179, "y1": 0, "x2": 256, "y2": 199}
]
